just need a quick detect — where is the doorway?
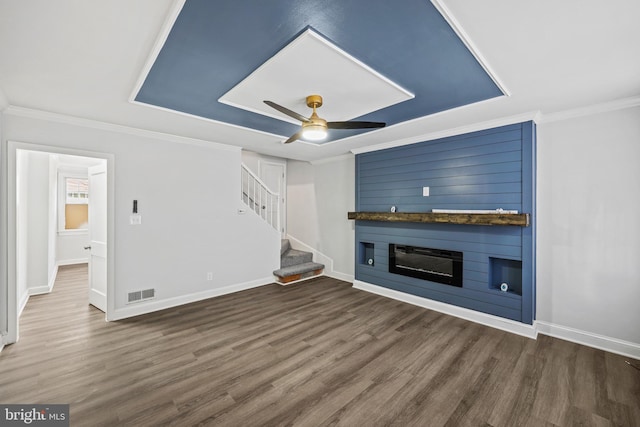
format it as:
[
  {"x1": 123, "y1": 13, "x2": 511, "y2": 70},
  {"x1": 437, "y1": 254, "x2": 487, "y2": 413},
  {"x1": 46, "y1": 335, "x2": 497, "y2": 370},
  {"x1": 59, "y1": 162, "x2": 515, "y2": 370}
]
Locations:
[{"x1": 6, "y1": 142, "x2": 114, "y2": 345}]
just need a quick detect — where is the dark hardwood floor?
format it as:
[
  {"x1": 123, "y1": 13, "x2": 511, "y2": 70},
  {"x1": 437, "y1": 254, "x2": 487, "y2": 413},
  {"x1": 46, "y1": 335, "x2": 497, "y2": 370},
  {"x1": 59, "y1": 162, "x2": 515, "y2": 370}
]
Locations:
[{"x1": 1, "y1": 264, "x2": 638, "y2": 426}]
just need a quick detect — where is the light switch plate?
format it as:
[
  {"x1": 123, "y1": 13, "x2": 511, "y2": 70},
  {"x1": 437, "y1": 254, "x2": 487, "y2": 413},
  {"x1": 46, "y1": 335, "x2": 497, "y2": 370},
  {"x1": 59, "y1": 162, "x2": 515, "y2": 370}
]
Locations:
[
  {"x1": 130, "y1": 214, "x2": 142, "y2": 225},
  {"x1": 423, "y1": 186, "x2": 430, "y2": 197}
]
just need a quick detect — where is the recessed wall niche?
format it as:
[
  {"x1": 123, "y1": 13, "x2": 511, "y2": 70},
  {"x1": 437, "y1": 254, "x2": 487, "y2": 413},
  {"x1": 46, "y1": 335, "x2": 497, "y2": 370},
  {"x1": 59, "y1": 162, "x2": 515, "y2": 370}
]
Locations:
[{"x1": 359, "y1": 242, "x2": 375, "y2": 267}]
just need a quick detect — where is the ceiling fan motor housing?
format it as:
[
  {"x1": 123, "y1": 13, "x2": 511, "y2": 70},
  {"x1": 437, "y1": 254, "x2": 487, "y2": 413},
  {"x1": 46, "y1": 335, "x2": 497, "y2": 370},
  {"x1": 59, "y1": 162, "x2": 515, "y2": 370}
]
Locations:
[{"x1": 306, "y1": 94, "x2": 323, "y2": 108}]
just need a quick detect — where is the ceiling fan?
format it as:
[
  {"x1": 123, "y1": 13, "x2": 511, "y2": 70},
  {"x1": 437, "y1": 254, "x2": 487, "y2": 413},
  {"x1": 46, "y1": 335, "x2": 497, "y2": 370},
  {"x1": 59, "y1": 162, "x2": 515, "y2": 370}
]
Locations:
[{"x1": 263, "y1": 95, "x2": 386, "y2": 144}]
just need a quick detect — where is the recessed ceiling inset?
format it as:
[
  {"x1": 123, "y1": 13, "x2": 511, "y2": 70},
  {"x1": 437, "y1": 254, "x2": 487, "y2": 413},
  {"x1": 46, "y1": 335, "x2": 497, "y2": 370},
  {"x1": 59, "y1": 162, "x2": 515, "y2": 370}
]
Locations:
[
  {"x1": 219, "y1": 29, "x2": 413, "y2": 125},
  {"x1": 134, "y1": 0, "x2": 505, "y2": 144}
]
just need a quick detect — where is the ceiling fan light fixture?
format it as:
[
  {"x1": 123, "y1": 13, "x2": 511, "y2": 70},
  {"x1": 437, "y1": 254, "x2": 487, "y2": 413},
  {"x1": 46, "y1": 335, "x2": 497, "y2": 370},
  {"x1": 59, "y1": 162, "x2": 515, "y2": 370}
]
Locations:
[
  {"x1": 263, "y1": 94, "x2": 386, "y2": 144},
  {"x1": 301, "y1": 122, "x2": 327, "y2": 141}
]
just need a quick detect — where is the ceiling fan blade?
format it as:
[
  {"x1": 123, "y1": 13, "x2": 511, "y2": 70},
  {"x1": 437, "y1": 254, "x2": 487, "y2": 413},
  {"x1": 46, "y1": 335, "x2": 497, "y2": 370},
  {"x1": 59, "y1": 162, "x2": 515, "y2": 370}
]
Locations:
[
  {"x1": 283, "y1": 130, "x2": 304, "y2": 144},
  {"x1": 327, "y1": 121, "x2": 386, "y2": 129},
  {"x1": 263, "y1": 100, "x2": 310, "y2": 123}
]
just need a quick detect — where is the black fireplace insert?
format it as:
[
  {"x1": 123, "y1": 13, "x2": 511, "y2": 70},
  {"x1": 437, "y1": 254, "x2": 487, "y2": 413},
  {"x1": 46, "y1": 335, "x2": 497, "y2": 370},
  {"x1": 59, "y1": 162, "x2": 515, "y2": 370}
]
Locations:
[{"x1": 389, "y1": 244, "x2": 463, "y2": 287}]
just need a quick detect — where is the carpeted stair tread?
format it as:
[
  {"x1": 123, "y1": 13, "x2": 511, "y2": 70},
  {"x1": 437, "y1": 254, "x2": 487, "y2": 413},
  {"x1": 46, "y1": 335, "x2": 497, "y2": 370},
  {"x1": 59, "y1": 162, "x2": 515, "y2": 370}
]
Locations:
[
  {"x1": 281, "y1": 249, "x2": 313, "y2": 267},
  {"x1": 273, "y1": 262, "x2": 325, "y2": 278}
]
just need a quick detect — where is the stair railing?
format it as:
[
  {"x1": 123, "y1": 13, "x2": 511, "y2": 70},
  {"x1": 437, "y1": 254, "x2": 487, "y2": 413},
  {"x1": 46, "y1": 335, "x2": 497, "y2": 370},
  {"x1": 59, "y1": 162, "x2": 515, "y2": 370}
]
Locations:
[{"x1": 241, "y1": 163, "x2": 280, "y2": 232}]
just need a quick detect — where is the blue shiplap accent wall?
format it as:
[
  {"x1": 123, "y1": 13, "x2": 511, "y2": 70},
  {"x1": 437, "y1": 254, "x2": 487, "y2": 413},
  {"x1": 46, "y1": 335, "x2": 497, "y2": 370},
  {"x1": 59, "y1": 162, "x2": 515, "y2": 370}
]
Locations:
[{"x1": 355, "y1": 122, "x2": 536, "y2": 323}]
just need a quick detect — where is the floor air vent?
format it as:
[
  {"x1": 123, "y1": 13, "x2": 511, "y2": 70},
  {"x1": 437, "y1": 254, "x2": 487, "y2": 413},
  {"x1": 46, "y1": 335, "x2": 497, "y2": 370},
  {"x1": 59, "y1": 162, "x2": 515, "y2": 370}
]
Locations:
[{"x1": 128, "y1": 288, "x2": 155, "y2": 304}]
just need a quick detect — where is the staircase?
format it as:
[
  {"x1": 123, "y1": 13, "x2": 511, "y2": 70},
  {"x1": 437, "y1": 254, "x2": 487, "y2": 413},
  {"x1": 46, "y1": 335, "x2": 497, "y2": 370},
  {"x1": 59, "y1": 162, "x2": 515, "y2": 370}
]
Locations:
[
  {"x1": 274, "y1": 239, "x2": 324, "y2": 284},
  {"x1": 241, "y1": 163, "x2": 280, "y2": 232}
]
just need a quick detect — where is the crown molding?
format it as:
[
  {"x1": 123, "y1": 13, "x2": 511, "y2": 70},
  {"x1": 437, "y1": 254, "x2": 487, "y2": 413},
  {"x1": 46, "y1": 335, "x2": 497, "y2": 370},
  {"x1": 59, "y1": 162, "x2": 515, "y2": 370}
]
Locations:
[
  {"x1": 351, "y1": 95, "x2": 640, "y2": 156},
  {"x1": 351, "y1": 110, "x2": 540, "y2": 155},
  {"x1": 4, "y1": 105, "x2": 241, "y2": 152},
  {"x1": 538, "y1": 96, "x2": 640, "y2": 123},
  {"x1": 309, "y1": 153, "x2": 354, "y2": 165}
]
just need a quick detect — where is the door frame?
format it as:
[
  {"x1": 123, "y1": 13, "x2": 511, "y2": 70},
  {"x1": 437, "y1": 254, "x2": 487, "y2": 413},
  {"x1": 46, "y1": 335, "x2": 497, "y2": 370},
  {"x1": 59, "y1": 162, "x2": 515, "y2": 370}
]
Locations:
[
  {"x1": 4, "y1": 141, "x2": 115, "y2": 345},
  {"x1": 259, "y1": 159, "x2": 287, "y2": 236},
  {"x1": 87, "y1": 163, "x2": 108, "y2": 312}
]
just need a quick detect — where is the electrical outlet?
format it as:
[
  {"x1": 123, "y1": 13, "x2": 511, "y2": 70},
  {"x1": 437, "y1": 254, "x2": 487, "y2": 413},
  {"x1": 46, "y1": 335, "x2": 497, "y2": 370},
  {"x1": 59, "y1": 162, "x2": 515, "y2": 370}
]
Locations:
[
  {"x1": 422, "y1": 186, "x2": 430, "y2": 197},
  {"x1": 206, "y1": 272, "x2": 213, "y2": 281}
]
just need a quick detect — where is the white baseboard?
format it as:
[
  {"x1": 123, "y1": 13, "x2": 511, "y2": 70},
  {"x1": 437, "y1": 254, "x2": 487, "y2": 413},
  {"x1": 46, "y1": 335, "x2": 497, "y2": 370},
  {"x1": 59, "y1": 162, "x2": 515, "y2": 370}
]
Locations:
[
  {"x1": 57, "y1": 258, "x2": 88, "y2": 266},
  {"x1": 353, "y1": 280, "x2": 640, "y2": 359},
  {"x1": 536, "y1": 321, "x2": 640, "y2": 360},
  {"x1": 49, "y1": 264, "x2": 58, "y2": 292},
  {"x1": 18, "y1": 291, "x2": 29, "y2": 318},
  {"x1": 325, "y1": 270, "x2": 354, "y2": 283},
  {"x1": 353, "y1": 280, "x2": 538, "y2": 339},
  {"x1": 28, "y1": 285, "x2": 51, "y2": 296},
  {"x1": 109, "y1": 276, "x2": 274, "y2": 321},
  {"x1": 89, "y1": 288, "x2": 107, "y2": 312},
  {"x1": 28, "y1": 265, "x2": 59, "y2": 296}
]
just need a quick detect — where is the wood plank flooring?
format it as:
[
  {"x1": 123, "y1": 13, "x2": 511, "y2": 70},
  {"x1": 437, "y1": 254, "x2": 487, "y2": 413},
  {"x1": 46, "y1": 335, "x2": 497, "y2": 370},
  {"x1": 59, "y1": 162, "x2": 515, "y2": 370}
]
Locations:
[{"x1": 1, "y1": 264, "x2": 639, "y2": 426}]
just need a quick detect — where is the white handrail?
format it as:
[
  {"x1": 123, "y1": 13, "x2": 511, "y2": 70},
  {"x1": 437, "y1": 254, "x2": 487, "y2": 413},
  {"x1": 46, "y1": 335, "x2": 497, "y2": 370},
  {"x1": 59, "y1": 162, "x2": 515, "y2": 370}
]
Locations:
[{"x1": 241, "y1": 163, "x2": 280, "y2": 232}]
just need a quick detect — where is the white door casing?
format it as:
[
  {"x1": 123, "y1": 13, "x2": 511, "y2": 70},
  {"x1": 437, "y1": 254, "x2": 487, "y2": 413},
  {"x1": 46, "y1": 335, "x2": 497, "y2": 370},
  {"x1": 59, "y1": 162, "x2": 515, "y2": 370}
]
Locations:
[
  {"x1": 4, "y1": 141, "x2": 114, "y2": 346},
  {"x1": 259, "y1": 161, "x2": 286, "y2": 236},
  {"x1": 88, "y1": 163, "x2": 107, "y2": 312}
]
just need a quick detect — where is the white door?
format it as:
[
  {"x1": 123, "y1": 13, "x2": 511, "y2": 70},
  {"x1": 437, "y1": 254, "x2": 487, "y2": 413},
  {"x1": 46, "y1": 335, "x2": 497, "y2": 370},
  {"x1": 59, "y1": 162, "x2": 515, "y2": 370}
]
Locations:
[
  {"x1": 88, "y1": 163, "x2": 107, "y2": 312},
  {"x1": 260, "y1": 161, "x2": 286, "y2": 236}
]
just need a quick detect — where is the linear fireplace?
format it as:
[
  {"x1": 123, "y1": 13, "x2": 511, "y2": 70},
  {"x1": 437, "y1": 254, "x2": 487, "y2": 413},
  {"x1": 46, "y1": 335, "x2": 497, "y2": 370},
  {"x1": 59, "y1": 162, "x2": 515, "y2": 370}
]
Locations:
[{"x1": 389, "y1": 244, "x2": 463, "y2": 287}]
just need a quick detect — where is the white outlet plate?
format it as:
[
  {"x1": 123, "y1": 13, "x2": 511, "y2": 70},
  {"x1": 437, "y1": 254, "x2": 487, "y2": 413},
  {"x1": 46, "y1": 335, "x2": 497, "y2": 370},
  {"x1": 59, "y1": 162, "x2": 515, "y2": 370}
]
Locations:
[
  {"x1": 422, "y1": 187, "x2": 430, "y2": 197},
  {"x1": 130, "y1": 214, "x2": 142, "y2": 225},
  {"x1": 207, "y1": 272, "x2": 213, "y2": 281}
]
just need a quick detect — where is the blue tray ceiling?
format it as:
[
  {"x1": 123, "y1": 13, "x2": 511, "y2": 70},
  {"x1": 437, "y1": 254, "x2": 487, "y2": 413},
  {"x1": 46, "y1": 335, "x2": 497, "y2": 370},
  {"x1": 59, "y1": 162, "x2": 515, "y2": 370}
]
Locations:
[{"x1": 135, "y1": 0, "x2": 504, "y2": 143}]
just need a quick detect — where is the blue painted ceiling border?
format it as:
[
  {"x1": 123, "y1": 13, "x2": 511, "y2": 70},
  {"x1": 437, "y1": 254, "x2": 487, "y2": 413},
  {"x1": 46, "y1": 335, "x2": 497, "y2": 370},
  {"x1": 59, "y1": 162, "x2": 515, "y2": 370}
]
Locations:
[{"x1": 135, "y1": 0, "x2": 504, "y2": 143}]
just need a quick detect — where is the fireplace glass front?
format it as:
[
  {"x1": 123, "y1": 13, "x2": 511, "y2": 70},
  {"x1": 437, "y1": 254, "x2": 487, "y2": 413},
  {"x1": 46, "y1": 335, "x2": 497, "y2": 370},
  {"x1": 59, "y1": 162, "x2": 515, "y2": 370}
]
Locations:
[{"x1": 389, "y1": 244, "x2": 463, "y2": 287}]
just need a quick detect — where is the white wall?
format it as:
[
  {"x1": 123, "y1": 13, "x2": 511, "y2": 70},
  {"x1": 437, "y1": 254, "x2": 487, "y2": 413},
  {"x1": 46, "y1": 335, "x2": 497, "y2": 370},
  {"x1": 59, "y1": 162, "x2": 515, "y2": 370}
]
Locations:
[
  {"x1": 25, "y1": 151, "x2": 51, "y2": 292},
  {"x1": 241, "y1": 150, "x2": 284, "y2": 177},
  {"x1": 16, "y1": 150, "x2": 53, "y2": 312},
  {"x1": 2, "y1": 112, "x2": 280, "y2": 323},
  {"x1": 537, "y1": 106, "x2": 640, "y2": 345},
  {"x1": 47, "y1": 155, "x2": 58, "y2": 284},
  {"x1": 287, "y1": 155, "x2": 355, "y2": 279},
  {"x1": 15, "y1": 150, "x2": 29, "y2": 312}
]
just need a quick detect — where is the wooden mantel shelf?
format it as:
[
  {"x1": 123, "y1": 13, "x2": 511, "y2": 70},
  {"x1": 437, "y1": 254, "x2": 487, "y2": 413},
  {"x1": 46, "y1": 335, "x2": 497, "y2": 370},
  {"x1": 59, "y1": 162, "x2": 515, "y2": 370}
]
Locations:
[{"x1": 347, "y1": 211, "x2": 530, "y2": 227}]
